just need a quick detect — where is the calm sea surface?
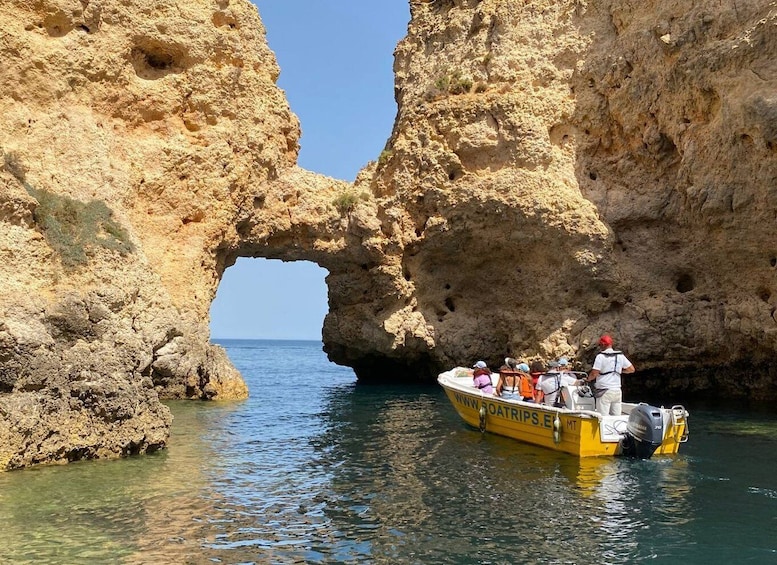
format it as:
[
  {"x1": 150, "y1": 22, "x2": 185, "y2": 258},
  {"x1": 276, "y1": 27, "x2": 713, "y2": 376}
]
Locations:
[{"x1": 1, "y1": 339, "x2": 776, "y2": 564}]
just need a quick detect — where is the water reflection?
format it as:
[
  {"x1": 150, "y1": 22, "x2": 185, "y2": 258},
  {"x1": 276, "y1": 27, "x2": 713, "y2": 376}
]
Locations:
[
  {"x1": 312, "y1": 384, "x2": 697, "y2": 564},
  {"x1": 0, "y1": 459, "x2": 151, "y2": 563},
  {"x1": 0, "y1": 398, "x2": 289, "y2": 563},
  {"x1": 0, "y1": 383, "x2": 695, "y2": 564},
  {"x1": 125, "y1": 400, "x2": 248, "y2": 564}
]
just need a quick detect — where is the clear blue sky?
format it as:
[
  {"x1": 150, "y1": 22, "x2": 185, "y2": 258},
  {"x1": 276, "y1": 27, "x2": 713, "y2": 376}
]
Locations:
[{"x1": 209, "y1": 1, "x2": 410, "y2": 340}]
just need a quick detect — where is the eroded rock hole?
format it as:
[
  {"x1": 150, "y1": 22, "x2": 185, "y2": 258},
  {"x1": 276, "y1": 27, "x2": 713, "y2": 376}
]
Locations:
[
  {"x1": 758, "y1": 288, "x2": 771, "y2": 303},
  {"x1": 589, "y1": 171, "x2": 598, "y2": 181},
  {"x1": 236, "y1": 219, "x2": 251, "y2": 236},
  {"x1": 445, "y1": 297, "x2": 456, "y2": 312},
  {"x1": 657, "y1": 134, "x2": 677, "y2": 158},
  {"x1": 149, "y1": 51, "x2": 175, "y2": 69},
  {"x1": 676, "y1": 273, "x2": 695, "y2": 293},
  {"x1": 131, "y1": 41, "x2": 184, "y2": 79},
  {"x1": 212, "y1": 11, "x2": 239, "y2": 29},
  {"x1": 770, "y1": 256, "x2": 776, "y2": 268}
]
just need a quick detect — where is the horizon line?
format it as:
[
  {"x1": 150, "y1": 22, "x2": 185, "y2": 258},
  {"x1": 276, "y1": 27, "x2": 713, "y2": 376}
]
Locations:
[{"x1": 211, "y1": 337, "x2": 323, "y2": 341}]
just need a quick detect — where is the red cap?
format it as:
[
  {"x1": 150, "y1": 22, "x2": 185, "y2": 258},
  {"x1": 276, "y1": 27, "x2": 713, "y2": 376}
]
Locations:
[{"x1": 599, "y1": 334, "x2": 613, "y2": 347}]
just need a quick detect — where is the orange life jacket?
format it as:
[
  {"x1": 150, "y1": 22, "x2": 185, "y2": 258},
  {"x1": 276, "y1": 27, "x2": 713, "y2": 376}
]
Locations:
[{"x1": 518, "y1": 372, "x2": 534, "y2": 399}]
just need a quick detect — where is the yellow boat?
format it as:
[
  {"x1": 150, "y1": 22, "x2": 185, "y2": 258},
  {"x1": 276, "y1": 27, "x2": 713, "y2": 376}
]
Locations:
[{"x1": 438, "y1": 368, "x2": 689, "y2": 458}]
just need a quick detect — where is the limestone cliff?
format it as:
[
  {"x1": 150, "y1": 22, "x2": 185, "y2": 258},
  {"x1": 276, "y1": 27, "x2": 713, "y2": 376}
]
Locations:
[{"x1": 0, "y1": 0, "x2": 312, "y2": 469}]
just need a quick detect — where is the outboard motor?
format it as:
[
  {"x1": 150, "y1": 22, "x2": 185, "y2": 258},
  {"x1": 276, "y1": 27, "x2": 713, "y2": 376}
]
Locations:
[{"x1": 620, "y1": 403, "x2": 664, "y2": 459}]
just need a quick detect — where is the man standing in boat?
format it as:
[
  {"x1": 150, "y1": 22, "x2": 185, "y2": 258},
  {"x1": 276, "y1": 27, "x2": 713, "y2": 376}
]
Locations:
[{"x1": 585, "y1": 334, "x2": 635, "y2": 416}]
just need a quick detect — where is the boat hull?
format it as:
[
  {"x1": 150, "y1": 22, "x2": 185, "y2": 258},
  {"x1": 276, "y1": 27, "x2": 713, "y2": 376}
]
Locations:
[{"x1": 439, "y1": 370, "x2": 688, "y2": 458}]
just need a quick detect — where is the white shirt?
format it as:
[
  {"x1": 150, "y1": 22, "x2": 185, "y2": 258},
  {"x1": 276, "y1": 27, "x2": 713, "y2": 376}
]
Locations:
[
  {"x1": 592, "y1": 348, "x2": 633, "y2": 390},
  {"x1": 537, "y1": 371, "x2": 577, "y2": 406}
]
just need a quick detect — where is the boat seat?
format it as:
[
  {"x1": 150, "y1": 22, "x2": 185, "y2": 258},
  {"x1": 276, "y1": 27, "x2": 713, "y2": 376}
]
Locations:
[{"x1": 561, "y1": 385, "x2": 596, "y2": 412}]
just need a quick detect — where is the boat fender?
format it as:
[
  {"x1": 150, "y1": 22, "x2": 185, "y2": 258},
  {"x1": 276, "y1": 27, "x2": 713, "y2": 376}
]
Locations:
[
  {"x1": 553, "y1": 414, "x2": 561, "y2": 444},
  {"x1": 479, "y1": 404, "x2": 487, "y2": 433}
]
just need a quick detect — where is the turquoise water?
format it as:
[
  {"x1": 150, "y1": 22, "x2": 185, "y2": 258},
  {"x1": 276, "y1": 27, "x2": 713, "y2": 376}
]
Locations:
[{"x1": 0, "y1": 339, "x2": 775, "y2": 563}]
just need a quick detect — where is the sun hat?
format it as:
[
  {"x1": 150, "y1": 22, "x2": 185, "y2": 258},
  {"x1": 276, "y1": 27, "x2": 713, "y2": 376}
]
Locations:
[
  {"x1": 473, "y1": 360, "x2": 487, "y2": 369},
  {"x1": 599, "y1": 334, "x2": 613, "y2": 347}
]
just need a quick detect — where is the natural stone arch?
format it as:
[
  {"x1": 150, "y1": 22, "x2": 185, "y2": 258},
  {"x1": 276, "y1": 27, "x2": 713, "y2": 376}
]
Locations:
[{"x1": 3, "y1": 0, "x2": 777, "y2": 473}]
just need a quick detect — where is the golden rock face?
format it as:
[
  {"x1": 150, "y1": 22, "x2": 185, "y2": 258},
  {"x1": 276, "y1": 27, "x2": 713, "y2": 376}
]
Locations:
[
  {"x1": 320, "y1": 0, "x2": 777, "y2": 391},
  {"x1": 0, "y1": 0, "x2": 292, "y2": 467},
  {"x1": 1, "y1": 0, "x2": 777, "y2": 468},
  {"x1": 1, "y1": 0, "x2": 295, "y2": 397}
]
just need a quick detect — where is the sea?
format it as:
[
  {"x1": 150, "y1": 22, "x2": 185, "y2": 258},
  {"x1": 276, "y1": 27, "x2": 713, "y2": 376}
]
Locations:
[{"x1": 0, "y1": 339, "x2": 775, "y2": 564}]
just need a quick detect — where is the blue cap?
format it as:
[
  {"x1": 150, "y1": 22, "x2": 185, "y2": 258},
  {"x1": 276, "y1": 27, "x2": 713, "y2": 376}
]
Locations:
[
  {"x1": 557, "y1": 357, "x2": 569, "y2": 366},
  {"x1": 473, "y1": 360, "x2": 487, "y2": 369},
  {"x1": 517, "y1": 363, "x2": 530, "y2": 372}
]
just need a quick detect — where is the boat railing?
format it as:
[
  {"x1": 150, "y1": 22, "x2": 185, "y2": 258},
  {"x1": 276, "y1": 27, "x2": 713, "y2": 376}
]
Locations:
[
  {"x1": 439, "y1": 372, "x2": 604, "y2": 419},
  {"x1": 671, "y1": 405, "x2": 690, "y2": 442}
]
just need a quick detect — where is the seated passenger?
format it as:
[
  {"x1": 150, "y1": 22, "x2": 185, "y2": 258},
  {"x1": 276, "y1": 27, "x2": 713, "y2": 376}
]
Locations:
[
  {"x1": 516, "y1": 362, "x2": 535, "y2": 401},
  {"x1": 496, "y1": 359, "x2": 534, "y2": 401},
  {"x1": 537, "y1": 360, "x2": 579, "y2": 407},
  {"x1": 496, "y1": 359, "x2": 521, "y2": 400},
  {"x1": 472, "y1": 360, "x2": 495, "y2": 394},
  {"x1": 529, "y1": 360, "x2": 546, "y2": 403},
  {"x1": 557, "y1": 357, "x2": 576, "y2": 377}
]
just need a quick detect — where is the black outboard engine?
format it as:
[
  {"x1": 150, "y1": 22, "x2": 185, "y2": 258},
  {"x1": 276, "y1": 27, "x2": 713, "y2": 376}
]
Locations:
[{"x1": 620, "y1": 403, "x2": 664, "y2": 459}]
